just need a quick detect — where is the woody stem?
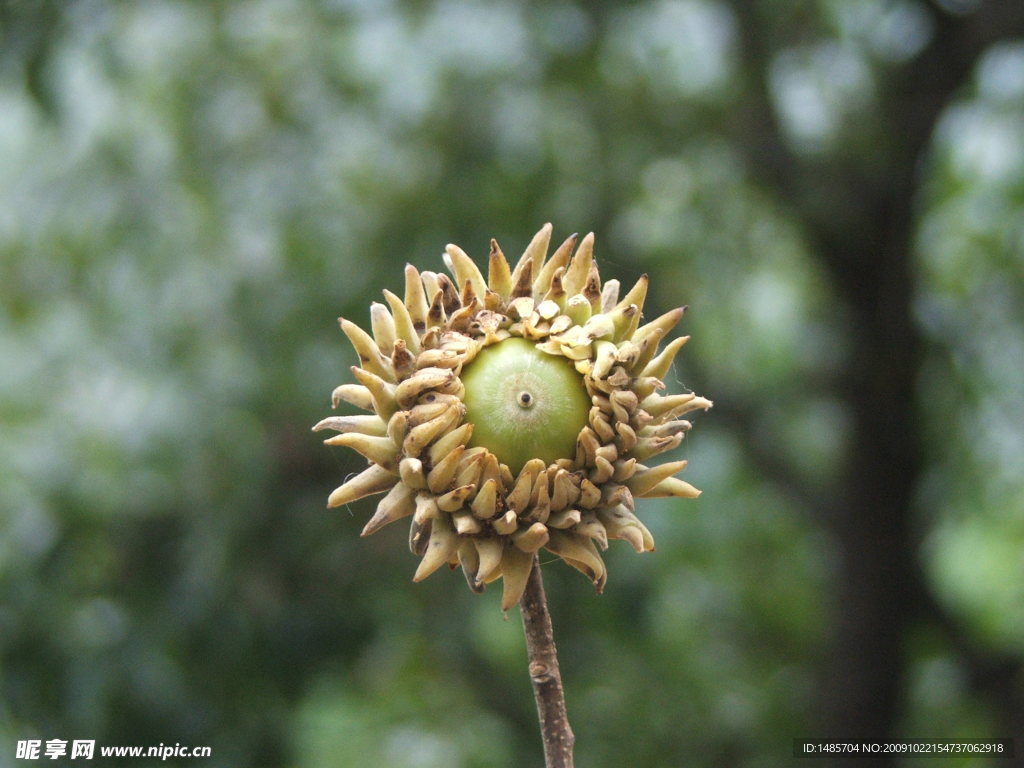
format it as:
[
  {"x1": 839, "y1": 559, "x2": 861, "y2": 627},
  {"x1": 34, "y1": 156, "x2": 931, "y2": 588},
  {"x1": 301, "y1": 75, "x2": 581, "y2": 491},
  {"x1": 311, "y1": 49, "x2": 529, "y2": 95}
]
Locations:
[{"x1": 519, "y1": 555, "x2": 575, "y2": 768}]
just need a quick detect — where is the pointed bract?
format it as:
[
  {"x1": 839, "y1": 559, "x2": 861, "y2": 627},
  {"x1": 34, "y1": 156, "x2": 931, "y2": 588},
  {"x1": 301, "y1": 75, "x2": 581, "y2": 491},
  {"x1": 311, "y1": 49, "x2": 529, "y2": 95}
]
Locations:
[
  {"x1": 328, "y1": 464, "x2": 398, "y2": 508},
  {"x1": 362, "y1": 482, "x2": 417, "y2": 536}
]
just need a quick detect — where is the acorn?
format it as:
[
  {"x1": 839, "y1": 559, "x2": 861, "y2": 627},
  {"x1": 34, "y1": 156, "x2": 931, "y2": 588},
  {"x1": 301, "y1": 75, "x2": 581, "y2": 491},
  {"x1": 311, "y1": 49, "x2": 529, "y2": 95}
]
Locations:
[{"x1": 314, "y1": 225, "x2": 711, "y2": 609}]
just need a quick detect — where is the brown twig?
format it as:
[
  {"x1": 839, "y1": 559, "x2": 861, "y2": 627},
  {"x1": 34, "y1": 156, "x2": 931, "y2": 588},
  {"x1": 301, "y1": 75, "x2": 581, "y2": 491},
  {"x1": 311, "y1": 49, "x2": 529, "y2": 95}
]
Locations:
[{"x1": 519, "y1": 555, "x2": 574, "y2": 768}]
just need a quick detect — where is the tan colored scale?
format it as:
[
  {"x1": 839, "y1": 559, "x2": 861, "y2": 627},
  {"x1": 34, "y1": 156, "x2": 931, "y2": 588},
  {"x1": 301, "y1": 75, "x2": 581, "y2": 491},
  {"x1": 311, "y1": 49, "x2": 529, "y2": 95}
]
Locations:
[{"x1": 315, "y1": 224, "x2": 711, "y2": 610}]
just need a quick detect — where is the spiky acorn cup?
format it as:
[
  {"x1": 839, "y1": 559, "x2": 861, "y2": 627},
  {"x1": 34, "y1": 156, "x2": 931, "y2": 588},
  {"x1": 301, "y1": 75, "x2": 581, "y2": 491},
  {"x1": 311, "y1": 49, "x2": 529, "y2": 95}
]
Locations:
[{"x1": 315, "y1": 224, "x2": 711, "y2": 611}]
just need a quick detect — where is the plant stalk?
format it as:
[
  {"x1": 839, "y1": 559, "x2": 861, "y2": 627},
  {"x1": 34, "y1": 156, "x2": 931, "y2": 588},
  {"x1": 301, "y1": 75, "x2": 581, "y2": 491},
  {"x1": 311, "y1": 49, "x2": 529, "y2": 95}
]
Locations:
[{"x1": 519, "y1": 555, "x2": 575, "y2": 767}]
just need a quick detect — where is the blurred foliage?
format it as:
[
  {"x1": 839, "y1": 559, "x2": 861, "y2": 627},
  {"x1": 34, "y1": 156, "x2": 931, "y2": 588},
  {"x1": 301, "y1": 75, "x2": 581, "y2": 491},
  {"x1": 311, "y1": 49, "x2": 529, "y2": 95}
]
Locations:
[{"x1": 0, "y1": 1, "x2": 1022, "y2": 766}]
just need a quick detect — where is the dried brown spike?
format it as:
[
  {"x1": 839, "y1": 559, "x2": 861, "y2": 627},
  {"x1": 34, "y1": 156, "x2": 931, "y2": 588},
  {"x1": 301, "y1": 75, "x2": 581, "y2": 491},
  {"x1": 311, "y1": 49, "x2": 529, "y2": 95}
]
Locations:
[
  {"x1": 350, "y1": 366, "x2": 398, "y2": 420},
  {"x1": 438, "y1": 484, "x2": 476, "y2": 512},
  {"x1": 563, "y1": 232, "x2": 595, "y2": 298},
  {"x1": 510, "y1": 255, "x2": 534, "y2": 299},
  {"x1": 331, "y1": 384, "x2": 373, "y2": 411},
  {"x1": 383, "y1": 289, "x2": 421, "y2": 354},
  {"x1": 370, "y1": 302, "x2": 397, "y2": 357},
  {"x1": 391, "y1": 338, "x2": 417, "y2": 379},
  {"x1": 487, "y1": 239, "x2": 513, "y2": 298},
  {"x1": 512, "y1": 522, "x2": 550, "y2": 553},
  {"x1": 327, "y1": 464, "x2": 397, "y2": 508},
  {"x1": 404, "y1": 264, "x2": 430, "y2": 334},
  {"x1": 475, "y1": 536, "x2": 504, "y2": 582},
  {"x1": 339, "y1": 318, "x2": 393, "y2": 381},
  {"x1": 544, "y1": 530, "x2": 606, "y2": 589},
  {"x1": 436, "y1": 273, "x2": 462, "y2": 315},
  {"x1": 443, "y1": 243, "x2": 487, "y2": 300},
  {"x1": 500, "y1": 546, "x2": 535, "y2": 611},
  {"x1": 533, "y1": 232, "x2": 576, "y2": 297},
  {"x1": 625, "y1": 460, "x2": 688, "y2": 496},
  {"x1": 362, "y1": 483, "x2": 417, "y2": 536},
  {"x1": 413, "y1": 514, "x2": 458, "y2": 581},
  {"x1": 471, "y1": 477, "x2": 500, "y2": 519},
  {"x1": 324, "y1": 433, "x2": 400, "y2": 471},
  {"x1": 427, "y1": 289, "x2": 446, "y2": 328},
  {"x1": 312, "y1": 414, "x2": 387, "y2": 437},
  {"x1": 427, "y1": 445, "x2": 466, "y2": 494}
]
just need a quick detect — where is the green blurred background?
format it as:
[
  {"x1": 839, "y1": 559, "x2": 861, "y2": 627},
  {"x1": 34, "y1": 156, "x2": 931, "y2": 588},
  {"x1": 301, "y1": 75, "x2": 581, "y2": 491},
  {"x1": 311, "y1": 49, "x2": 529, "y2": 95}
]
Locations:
[{"x1": 1, "y1": 1, "x2": 1022, "y2": 766}]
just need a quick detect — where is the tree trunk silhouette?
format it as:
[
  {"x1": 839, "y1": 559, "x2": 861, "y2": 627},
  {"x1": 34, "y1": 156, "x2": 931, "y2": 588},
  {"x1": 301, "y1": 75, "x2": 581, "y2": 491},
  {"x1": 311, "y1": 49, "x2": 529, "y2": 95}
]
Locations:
[{"x1": 730, "y1": 1, "x2": 1024, "y2": 763}]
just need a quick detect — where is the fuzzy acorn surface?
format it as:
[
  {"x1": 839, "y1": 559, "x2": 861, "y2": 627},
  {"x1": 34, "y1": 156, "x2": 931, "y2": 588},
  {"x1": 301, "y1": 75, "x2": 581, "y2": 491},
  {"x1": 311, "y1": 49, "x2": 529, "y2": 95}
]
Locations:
[{"x1": 316, "y1": 224, "x2": 712, "y2": 610}]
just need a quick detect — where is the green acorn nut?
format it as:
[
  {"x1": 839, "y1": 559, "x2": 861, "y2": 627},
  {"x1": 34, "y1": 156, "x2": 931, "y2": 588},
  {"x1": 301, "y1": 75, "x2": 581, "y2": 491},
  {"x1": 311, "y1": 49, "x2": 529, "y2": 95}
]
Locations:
[
  {"x1": 461, "y1": 337, "x2": 591, "y2": 475},
  {"x1": 316, "y1": 224, "x2": 712, "y2": 609}
]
